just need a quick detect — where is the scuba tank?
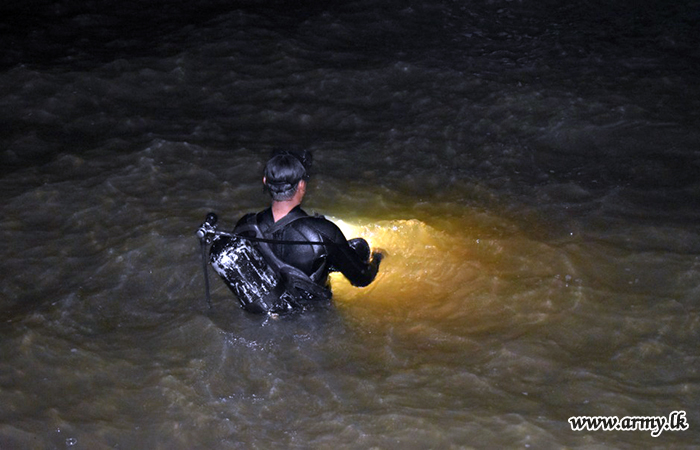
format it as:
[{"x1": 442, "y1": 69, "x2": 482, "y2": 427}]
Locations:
[
  {"x1": 209, "y1": 234, "x2": 297, "y2": 314},
  {"x1": 197, "y1": 212, "x2": 297, "y2": 314}
]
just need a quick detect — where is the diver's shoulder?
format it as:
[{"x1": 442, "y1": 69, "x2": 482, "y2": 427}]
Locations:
[
  {"x1": 301, "y1": 211, "x2": 332, "y2": 225},
  {"x1": 234, "y1": 208, "x2": 271, "y2": 229},
  {"x1": 234, "y1": 212, "x2": 255, "y2": 228},
  {"x1": 301, "y1": 213, "x2": 344, "y2": 236}
]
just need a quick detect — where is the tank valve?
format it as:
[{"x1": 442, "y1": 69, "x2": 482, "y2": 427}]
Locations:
[{"x1": 196, "y1": 212, "x2": 218, "y2": 242}]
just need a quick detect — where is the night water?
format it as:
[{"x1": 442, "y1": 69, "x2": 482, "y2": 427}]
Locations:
[{"x1": 1, "y1": 0, "x2": 699, "y2": 448}]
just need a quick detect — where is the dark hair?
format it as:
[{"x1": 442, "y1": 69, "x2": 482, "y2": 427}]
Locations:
[{"x1": 263, "y1": 149, "x2": 313, "y2": 201}]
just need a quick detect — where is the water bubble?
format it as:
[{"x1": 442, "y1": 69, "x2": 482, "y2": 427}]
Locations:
[{"x1": 66, "y1": 437, "x2": 77, "y2": 446}]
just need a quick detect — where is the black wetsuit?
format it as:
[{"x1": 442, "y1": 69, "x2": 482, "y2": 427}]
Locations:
[{"x1": 234, "y1": 206, "x2": 380, "y2": 292}]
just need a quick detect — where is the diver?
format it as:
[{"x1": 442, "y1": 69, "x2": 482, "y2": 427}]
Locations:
[{"x1": 205, "y1": 149, "x2": 383, "y2": 314}]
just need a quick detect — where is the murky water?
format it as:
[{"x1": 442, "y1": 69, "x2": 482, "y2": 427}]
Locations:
[{"x1": 1, "y1": 0, "x2": 699, "y2": 448}]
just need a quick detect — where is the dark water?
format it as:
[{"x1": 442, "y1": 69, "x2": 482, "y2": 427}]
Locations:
[{"x1": 1, "y1": 0, "x2": 699, "y2": 448}]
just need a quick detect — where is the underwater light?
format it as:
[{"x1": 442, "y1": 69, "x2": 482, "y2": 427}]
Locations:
[
  {"x1": 327, "y1": 216, "x2": 389, "y2": 257},
  {"x1": 329, "y1": 216, "x2": 435, "y2": 259},
  {"x1": 327, "y1": 216, "x2": 471, "y2": 306}
]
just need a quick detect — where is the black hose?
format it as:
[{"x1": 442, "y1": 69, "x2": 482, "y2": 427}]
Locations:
[{"x1": 200, "y1": 238, "x2": 212, "y2": 310}]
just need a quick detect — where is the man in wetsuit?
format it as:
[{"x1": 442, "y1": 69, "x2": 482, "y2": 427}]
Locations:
[{"x1": 229, "y1": 149, "x2": 382, "y2": 311}]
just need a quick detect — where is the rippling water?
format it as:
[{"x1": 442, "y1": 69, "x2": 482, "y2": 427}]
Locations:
[{"x1": 1, "y1": 0, "x2": 699, "y2": 448}]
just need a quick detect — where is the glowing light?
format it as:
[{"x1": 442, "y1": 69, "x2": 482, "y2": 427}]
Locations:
[
  {"x1": 328, "y1": 216, "x2": 477, "y2": 311},
  {"x1": 324, "y1": 211, "x2": 585, "y2": 340},
  {"x1": 329, "y1": 218, "x2": 362, "y2": 241}
]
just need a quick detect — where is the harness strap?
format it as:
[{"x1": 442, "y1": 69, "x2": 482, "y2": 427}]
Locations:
[{"x1": 263, "y1": 208, "x2": 307, "y2": 236}]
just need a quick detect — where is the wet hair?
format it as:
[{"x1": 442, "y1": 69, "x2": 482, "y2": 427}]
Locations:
[{"x1": 263, "y1": 149, "x2": 313, "y2": 201}]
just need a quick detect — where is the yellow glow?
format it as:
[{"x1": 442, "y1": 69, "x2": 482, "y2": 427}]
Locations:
[
  {"x1": 328, "y1": 215, "x2": 578, "y2": 331},
  {"x1": 329, "y1": 217, "x2": 478, "y2": 310}
]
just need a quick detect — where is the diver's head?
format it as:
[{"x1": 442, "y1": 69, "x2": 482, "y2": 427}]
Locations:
[{"x1": 263, "y1": 149, "x2": 312, "y2": 201}]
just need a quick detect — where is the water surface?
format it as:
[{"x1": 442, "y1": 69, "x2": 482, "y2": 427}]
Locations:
[{"x1": 1, "y1": 0, "x2": 699, "y2": 448}]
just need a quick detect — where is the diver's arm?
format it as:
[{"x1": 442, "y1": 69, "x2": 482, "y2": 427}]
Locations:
[
  {"x1": 344, "y1": 249, "x2": 382, "y2": 287},
  {"x1": 322, "y1": 222, "x2": 382, "y2": 287}
]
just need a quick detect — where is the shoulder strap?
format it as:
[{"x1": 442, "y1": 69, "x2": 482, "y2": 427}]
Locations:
[
  {"x1": 262, "y1": 208, "x2": 307, "y2": 237},
  {"x1": 231, "y1": 213, "x2": 258, "y2": 237}
]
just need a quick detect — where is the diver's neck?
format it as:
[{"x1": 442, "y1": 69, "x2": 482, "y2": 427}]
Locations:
[
  {"x1": 269, "y1": 180, "x2": 306, "y2": 222},
  {"x1": 271, "y1": 200, "x2": 301, "y2": 222}
]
